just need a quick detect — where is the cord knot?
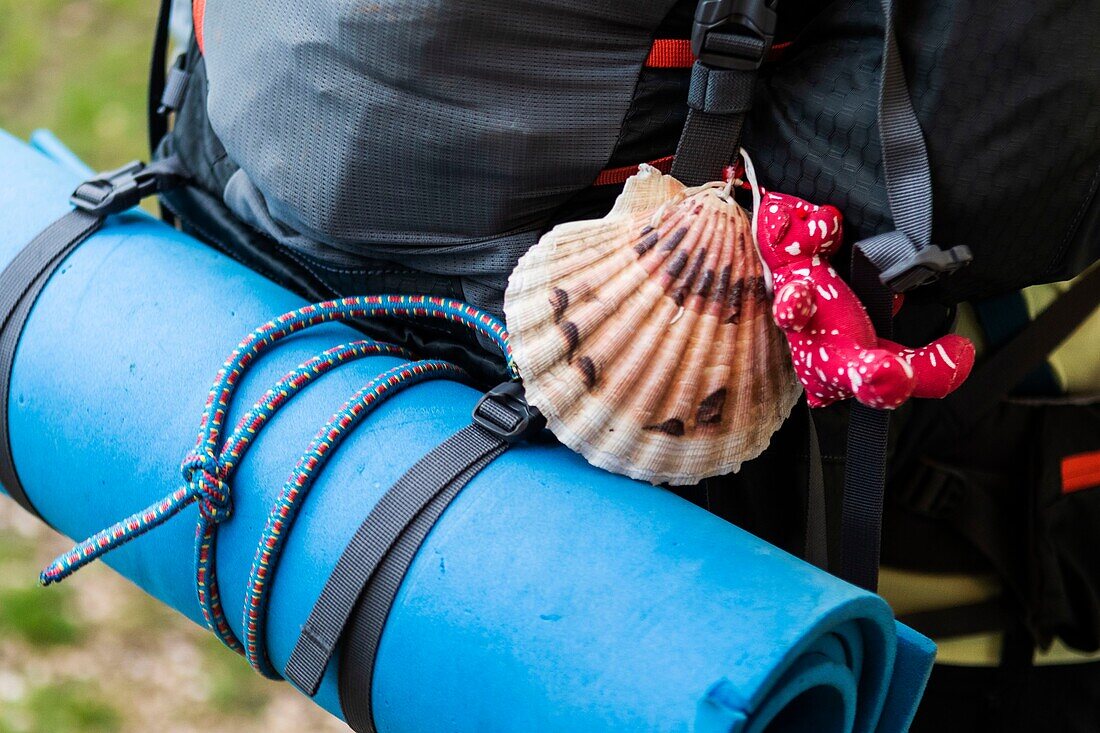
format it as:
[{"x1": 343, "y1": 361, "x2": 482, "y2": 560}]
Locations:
[{"x1": 182, "y1": 453, "x2": 232, "y2": 523}]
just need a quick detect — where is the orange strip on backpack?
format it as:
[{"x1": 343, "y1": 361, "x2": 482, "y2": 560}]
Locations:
[
  {"x1": 1062, "y1": 450, "x2": 1100, "y2": 494},
  {"x1": 194, "y1": 0, "x2": 207, "y2": 54}
]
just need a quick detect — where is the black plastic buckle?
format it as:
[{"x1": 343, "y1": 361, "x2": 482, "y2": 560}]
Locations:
[
  {"x1": 157, "y1": 55, "x2": 191, "y2": 115},
  {"x1": 472, "y1": 381, "x2": 545, "y2": 443},
  {"x1": 692, "y1": 0, "x2": 778, "y2": 71},
  {"x1": 70, "y1": 161, "x2": 161, "y2": 217},
  {"x1": 879, "y1": 244, "x2": 973, "y2": 293}
]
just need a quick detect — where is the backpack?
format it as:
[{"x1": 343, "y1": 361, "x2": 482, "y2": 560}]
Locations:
[
  {"x1": 155, "y1": 0, "x2": 1100, "y2": 319},
  {"x1": 11, "y1": 0, "x2": 1097, "y2": 634},
  {"x1": 148, "y1": 0, "x2": 1100, "y2": 590}
]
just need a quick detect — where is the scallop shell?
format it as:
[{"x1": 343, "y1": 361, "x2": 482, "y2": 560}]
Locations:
[{"x1": 504, "y1": 165, "x2": 802, "y2": 485}]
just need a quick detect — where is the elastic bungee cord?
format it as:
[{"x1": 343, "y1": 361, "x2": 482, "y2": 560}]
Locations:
[{"x1": 41, "y1": 295, "x2": 516, "y2": 677}]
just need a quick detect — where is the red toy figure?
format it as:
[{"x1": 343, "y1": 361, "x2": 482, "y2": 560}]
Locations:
[{"x1": 754, "y1": 190, "x2": 975, "y2": 409}]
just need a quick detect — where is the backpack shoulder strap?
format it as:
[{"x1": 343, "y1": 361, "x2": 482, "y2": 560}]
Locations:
[{"x1": 670, "y1": 0, "x2": 777, "y2": 186}]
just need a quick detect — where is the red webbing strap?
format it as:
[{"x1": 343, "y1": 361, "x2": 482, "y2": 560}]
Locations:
[
  {"x1": 193, "y1": 0, "x2": 206, "y2": 54},
  {"x1": 593, "y1": 155, "x2": 675, "y2": 186},
  {"x1": 644, "y1": 39, "x2": 791, "y2": 69},
  {"x1": 646, "y1": 39, "x2": 695, "y2": 68}
]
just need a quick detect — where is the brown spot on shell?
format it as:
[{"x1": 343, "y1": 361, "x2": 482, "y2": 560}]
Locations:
[
  {"x1": 660, "y1": 226, "x2": 689, "y2": 252},
  {"x1": 725, "y1": 279, "x2": 744, "y2": 323},
  {"x1": 666, "y1": 250, "x2": 689, "y2": 279},
  {"x1": 696, "y1": 268, "x2": 715, "y2": 300},
  {"x1": 713, "y1": 264, "x2": 731, "y2": 304},
  {"x1": 696, "y1": 388, "x2": 727, "y2": 424},
  {"x1": 560, "y1": 320, "x2": 580, "y2": 361},
  {"x1": 634, "y1": 228, "x2": 660, "y2": 256},
  {"x1": 576, "y1": 356, "x2": 597, "y2": 390},
  {"x1": 550, "y1": 287, "x2": 569, "y2": 323},
  {"x1": 672, "y1": 247, "x2": 707, "y2": 306},
  {"x1": 748, "y1": 275, "x2": 767, "y2": 301},
  {"x1": 643, "y1": 418, "x2": 686, "y2": 436}
]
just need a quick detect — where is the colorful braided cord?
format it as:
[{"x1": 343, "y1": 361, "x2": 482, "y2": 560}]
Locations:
[
  {"x1": 243, "y1": 359, "x2": 466, "y2": 677},
  {"x1": 41, "y1": 295, "x2": 512, "y2": 675}
]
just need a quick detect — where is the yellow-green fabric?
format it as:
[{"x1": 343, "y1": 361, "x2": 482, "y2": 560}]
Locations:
[
  {"x1": 1019, "y1": 262, "x2": 1100, "y2": 393},
  {"x1": 955, "y1": 261, "x2": 1100, "y2": 394}
]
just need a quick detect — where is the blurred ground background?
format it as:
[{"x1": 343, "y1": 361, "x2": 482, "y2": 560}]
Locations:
[{"x1": 0, "y1": 1, "x2": 349, "y2": 730}]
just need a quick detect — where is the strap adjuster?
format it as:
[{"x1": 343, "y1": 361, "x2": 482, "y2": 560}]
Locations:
[
  {"x1": 879, "y1": 244, "x2": 973, "y2": 292},
  {"x1": 70, "y1": 161, "x2": 161, "y2": 217},
  {"x1": 472, "y1": 381, "x2": 545, "y2": 443},
  {"x1": 691, "y1": 0, "x2": 777, "y2": 71}
]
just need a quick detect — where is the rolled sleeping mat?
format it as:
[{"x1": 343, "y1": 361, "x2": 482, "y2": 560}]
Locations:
[{"x1": 0, "y1": 129, "x2": 934, "y2": 732}]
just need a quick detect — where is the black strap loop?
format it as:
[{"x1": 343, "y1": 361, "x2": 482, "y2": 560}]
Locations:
[
  {"x1": 287, "y1": 382, "x2": 540, "y2": 730},
  {"x1": 687, "y1": 65, "x2": 758, "y2": 115},
  {"x1": 0, "y1": 158, "x2": 183, "y2": 518}
]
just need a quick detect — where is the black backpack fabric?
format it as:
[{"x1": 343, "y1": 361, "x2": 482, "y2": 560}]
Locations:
[{"x1": 746, "y1": 0, "x2": 1100, "y2": 303}]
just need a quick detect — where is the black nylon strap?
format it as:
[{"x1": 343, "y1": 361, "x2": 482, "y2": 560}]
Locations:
[
  {"x1": 147, "y1": 0, "x2": 174, "y2": 156},
  {"x1": 839, "y1": 402, "x2": 889, "y2": 591},
  {"x1": 285, "y1": 422, "x2": 510, "y2": 699},
  {"x1": 803, "y1": 406, "x2": 828, "y2": 570},
  {"x1": 671, "y1": 91, "x2": 753, "y2": 186},
  {"x1": 337, "y1": 449, "x2": 499, "y2": 733},
  {"x1": 0, "y1": 209, "x2": 103, "y2": 515},
  {"x1": 838, "y1": 0, "x2": 946, "y2": 591},
  {"x1": 839, "y1": 250, "x2": 896, "y2": 591},
  {"x1": 1, "y1": 157, "x2": 184, "y2": 518},
  {"x1": 670, "y1": 0, "x2": 775, "y2": 187}
]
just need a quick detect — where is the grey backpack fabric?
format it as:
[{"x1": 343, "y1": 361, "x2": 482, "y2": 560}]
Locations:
[
  {"x1": 193, "y1": 0, "x2": 684, "y2": 315},
  {"x1": 160, "y1": 0, "x2": 1100, "y2": 320}
]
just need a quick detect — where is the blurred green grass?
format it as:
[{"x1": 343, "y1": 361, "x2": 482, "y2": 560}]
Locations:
[
  {"x1": 0, "y1": 0, "x2": 156, "y2": 170},
  {"x1": 0, "y1": 3, "x2": 350, "y2": 730}
]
